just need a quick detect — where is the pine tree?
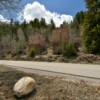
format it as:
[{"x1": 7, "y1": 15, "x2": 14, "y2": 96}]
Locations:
[{"x1": 83, "y1": 0, "x2": 100, "y2": 54}]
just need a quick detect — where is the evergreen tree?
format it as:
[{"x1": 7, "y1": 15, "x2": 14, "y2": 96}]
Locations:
[
  {"x1": 40, "y1": 18, "x2": 47, "y2": 28},
  {"x1": 71, "y1": 11, "x2": 85, "y2": 35},
  {"x1": 32, "y1": 18, "x2": 40, "y2": 28},
  {"x1": 83, "y1": 0, "x2": 100, "y2": 54},
  {"x1": 50, "y1": 19, "x2": 55, "y2": 29}
]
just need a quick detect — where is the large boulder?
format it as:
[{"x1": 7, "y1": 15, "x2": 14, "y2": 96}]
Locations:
[{"x1": 13, "y1": 77, "x2": 36, "y2": 97}]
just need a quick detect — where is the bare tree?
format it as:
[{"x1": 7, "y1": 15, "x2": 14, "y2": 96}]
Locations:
[{"x1": 0, "y1": 0, "x2": 21, "y2": 10}]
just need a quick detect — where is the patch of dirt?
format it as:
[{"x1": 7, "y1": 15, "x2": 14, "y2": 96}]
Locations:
[
  {"x1": 73, "y1": 53, "x2": 100, "y2": 64},
  {"x1": 0, "y1": 65, "x2": 100, "y2": 100}
]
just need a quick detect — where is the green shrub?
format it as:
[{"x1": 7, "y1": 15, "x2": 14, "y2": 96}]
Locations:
[
  {"x1": 63, "y1": 42, "x2": 77, "y2": 58},
  {"x1": 28, "y1": 48, "x2": 36, "y2": 58}
]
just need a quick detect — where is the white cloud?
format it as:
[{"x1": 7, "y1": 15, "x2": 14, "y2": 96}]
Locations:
[
  {"x1": 18, "y1": 1, "x2": 73, "y2": 27},
  {"x1": 0, "y1": 15, "x2": 10, "y2": 23}
]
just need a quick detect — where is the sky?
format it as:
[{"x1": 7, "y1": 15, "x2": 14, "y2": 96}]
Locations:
[
  {"x1": 19, "y1": 0, "x2": 86, "y2": 16},
  {"x1": 0, "y1": 0, "x2": 86, "y2": 27}
]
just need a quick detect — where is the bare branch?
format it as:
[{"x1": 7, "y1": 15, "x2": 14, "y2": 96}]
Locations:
[{"x1": 0, "y1": 0, "x2": 21, "y2": 10}]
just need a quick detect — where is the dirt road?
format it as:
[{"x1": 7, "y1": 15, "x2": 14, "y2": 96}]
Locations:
[{"x1": 0, "y1": 60, "x2": 100, "y2": 80}]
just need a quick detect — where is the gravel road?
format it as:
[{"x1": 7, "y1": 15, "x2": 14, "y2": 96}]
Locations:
[{"x1": 0, "y1": 60, "x2": 100, "y2": 80}]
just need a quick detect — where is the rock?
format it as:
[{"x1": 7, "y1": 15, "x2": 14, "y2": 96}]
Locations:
[
  {"x1": 56, "y1": 56, "x2": 66, "y2": 62},
  {"x1": 13, "y1": 77, "x2": 36, "y2": 97}
]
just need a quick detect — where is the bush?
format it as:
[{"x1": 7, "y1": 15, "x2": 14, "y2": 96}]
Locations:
[
  {"x1": 63, "y1": 42, "x2": 77, "y2": 58},
  {"x1": 28, "y1": 48, "x2": 36, "y2": 58}
]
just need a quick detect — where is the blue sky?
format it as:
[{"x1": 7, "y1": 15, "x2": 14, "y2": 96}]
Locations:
[
  {"x1": 3, "y1": 0, "x2": 86, "y2": 18},
  {"x1": 37, "y1": 0, "x2": 86, "y2": 16},
  {"x1": 0, "y1": 0, "x2": 86, "y2": 26},
  {"x1": 20, "y1": 0, "x2": 86, "y2": 16}
]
